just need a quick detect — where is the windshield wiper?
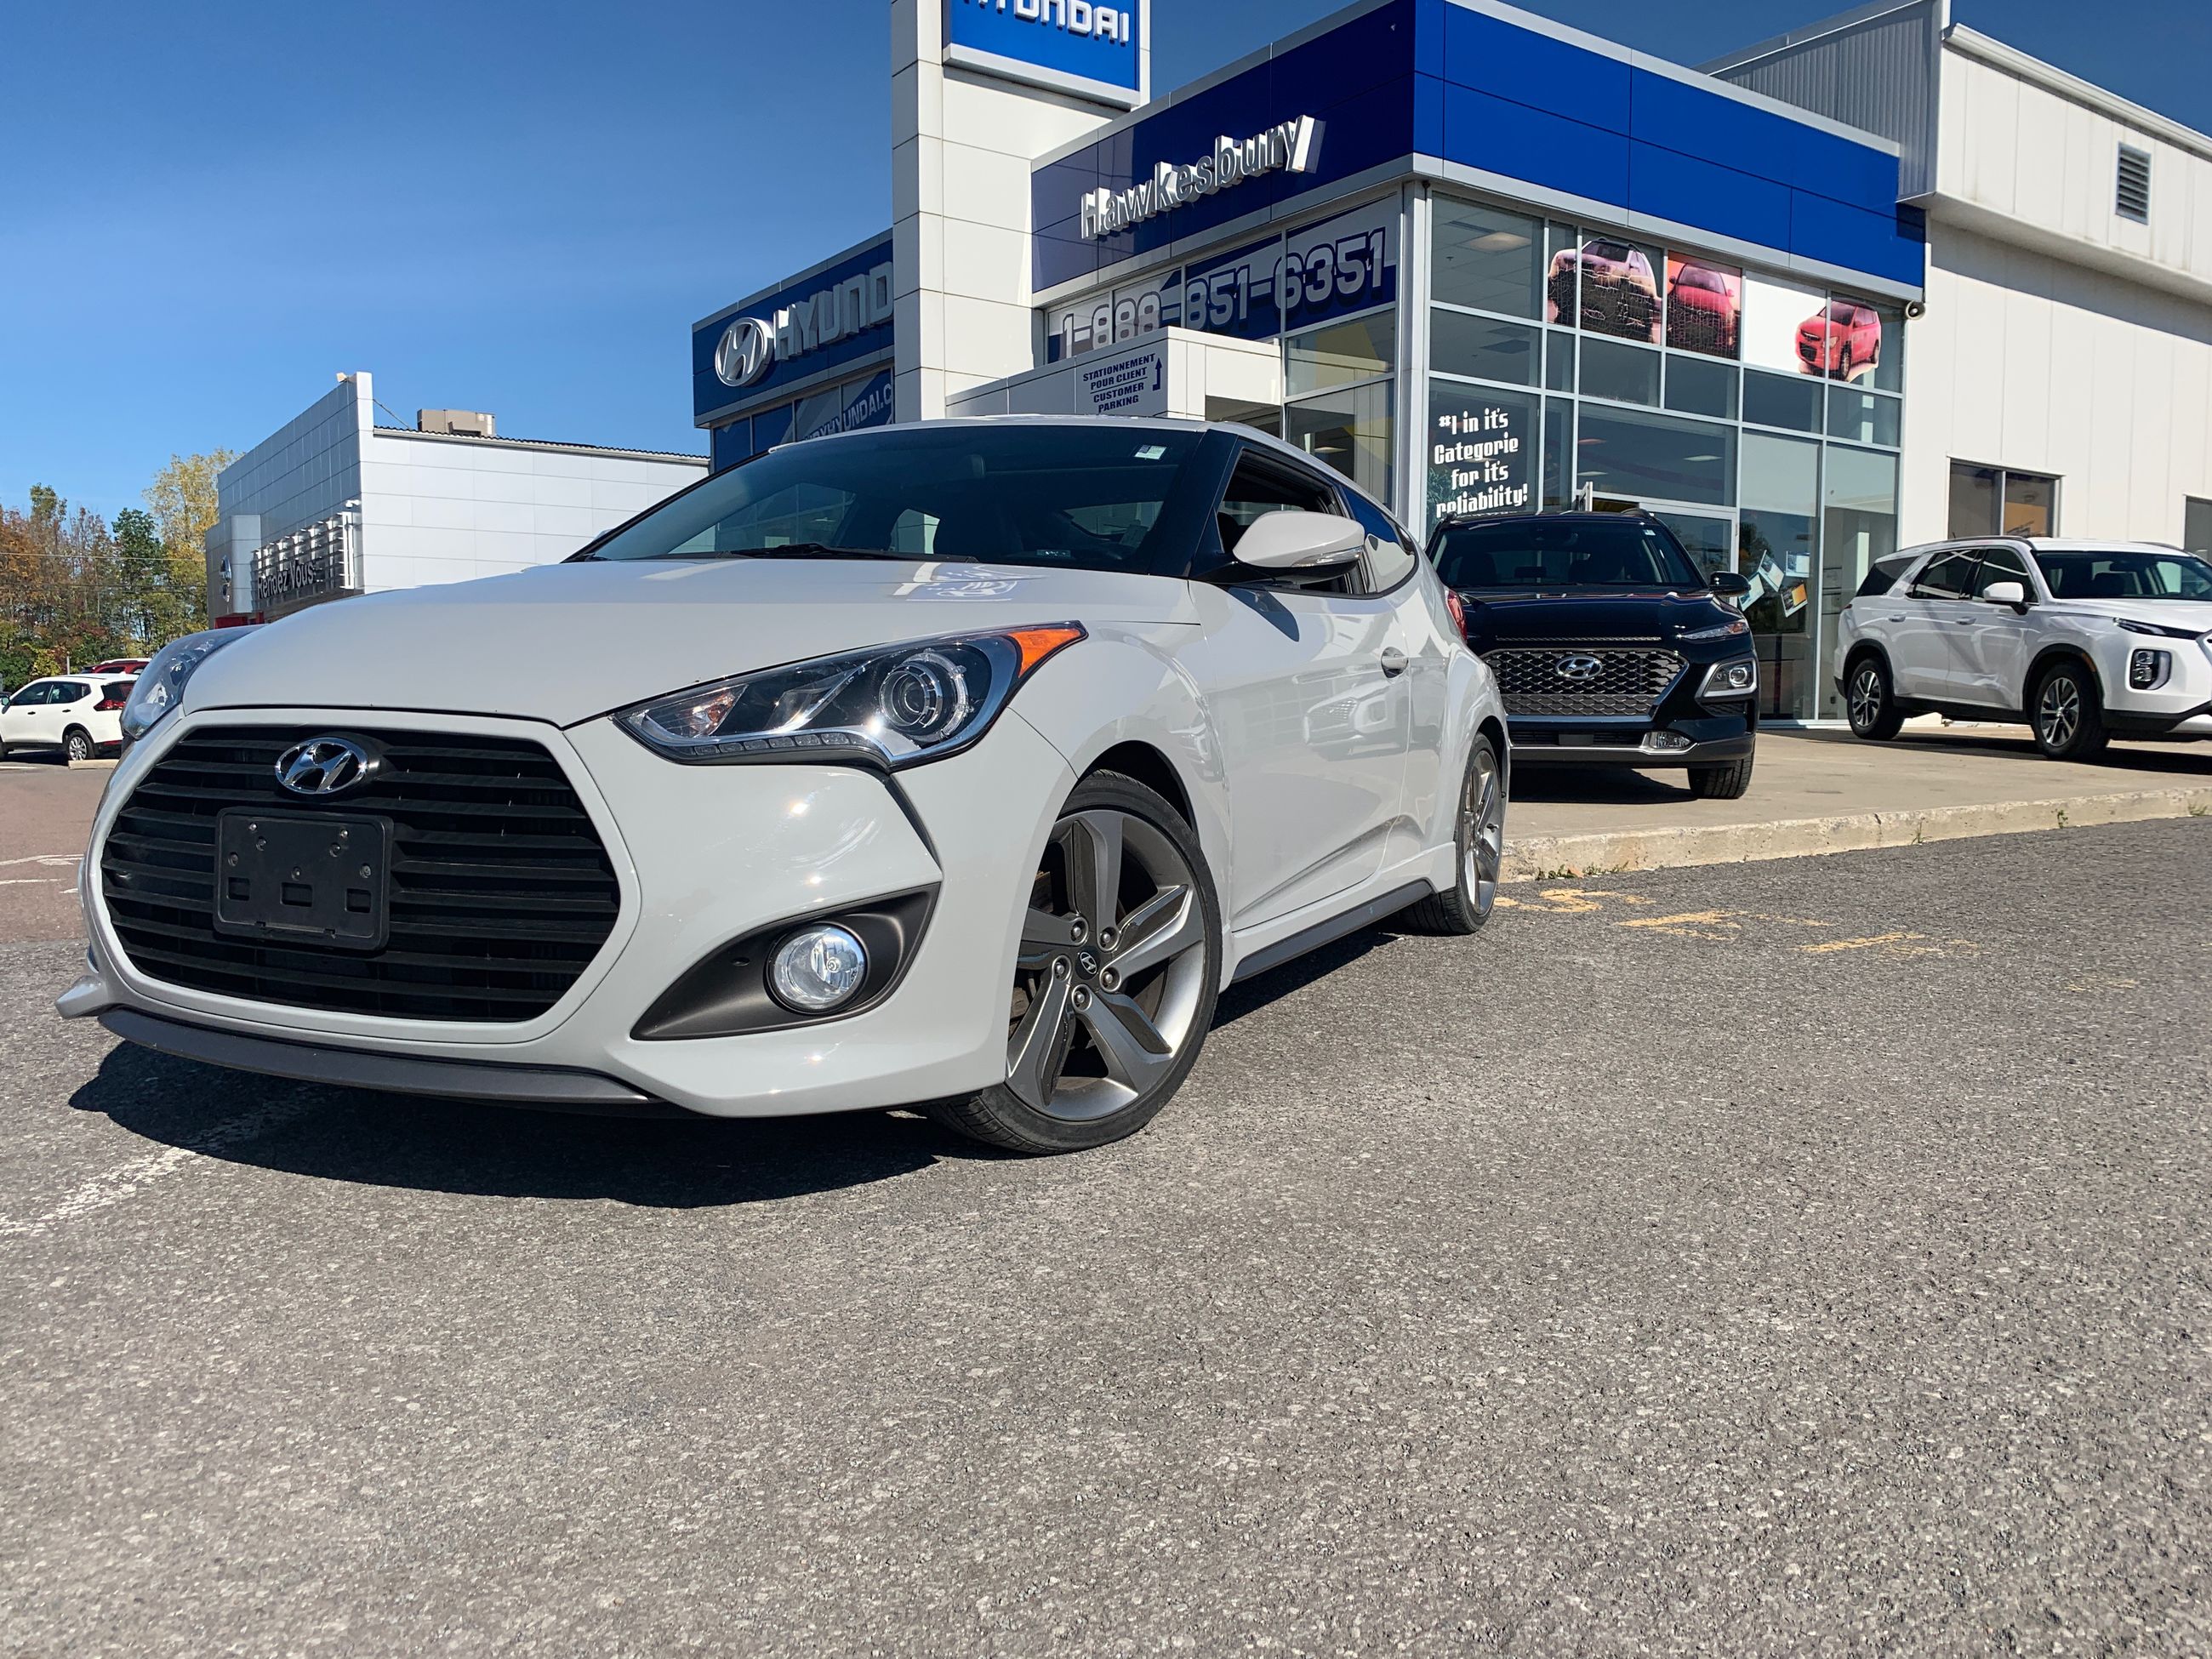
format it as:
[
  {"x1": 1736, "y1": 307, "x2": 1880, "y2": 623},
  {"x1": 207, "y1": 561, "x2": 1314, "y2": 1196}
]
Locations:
[{"x1": 647, "y1": 542, "x2": 915, "y2": 562}]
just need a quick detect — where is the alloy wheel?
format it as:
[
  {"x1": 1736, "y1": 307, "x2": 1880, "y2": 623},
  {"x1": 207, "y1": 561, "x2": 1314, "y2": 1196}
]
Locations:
[
  {"x1": 2038, "y1": 675, "x2": 2081, "y2": 750},
  {"x1": 65, "y1": 732, "x2": 92, "y2": 763},
  {"x1": 1849, "y1": 665, "x2": 1884, "y2": 732},
  {"x1": 1462, "y1": 744, "x2": 1506, "y2": 915},
  {"x1": 1007, "y1": 808, "x2": 1210, "y2": 1122}
]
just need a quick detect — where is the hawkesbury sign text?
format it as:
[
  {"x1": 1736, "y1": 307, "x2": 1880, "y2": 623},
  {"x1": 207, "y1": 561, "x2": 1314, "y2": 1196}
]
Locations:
[{"x1": 1077, "y1": 116, "x2": 1320, "y2": 241}]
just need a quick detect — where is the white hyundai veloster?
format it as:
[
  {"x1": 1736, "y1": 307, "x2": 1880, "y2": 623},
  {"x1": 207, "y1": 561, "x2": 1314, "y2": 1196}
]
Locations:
[{"x1": 60, "y1": 419, "x2": 1507, "y2": 1152}]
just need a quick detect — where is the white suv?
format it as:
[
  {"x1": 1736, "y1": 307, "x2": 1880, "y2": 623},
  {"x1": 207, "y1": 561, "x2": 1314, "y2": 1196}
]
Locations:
[
  {"x1": 1834, "y1": 539, "x2": 2212, "y2": 761},
  {"x1": 0, "y1": 676, "x2": 135, "y2": 762}
]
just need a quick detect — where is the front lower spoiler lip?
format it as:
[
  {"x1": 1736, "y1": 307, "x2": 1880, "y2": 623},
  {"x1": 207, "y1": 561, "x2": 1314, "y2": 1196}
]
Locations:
[{"x1": 95, "y1": 1006, "x2": 693, "y2": 1118}]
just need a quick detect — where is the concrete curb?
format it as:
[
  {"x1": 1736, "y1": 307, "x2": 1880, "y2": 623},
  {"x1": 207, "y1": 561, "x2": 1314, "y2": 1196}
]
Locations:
[{"x1": 1504, "y1": 784, "x2": 2212, "y2": 881}]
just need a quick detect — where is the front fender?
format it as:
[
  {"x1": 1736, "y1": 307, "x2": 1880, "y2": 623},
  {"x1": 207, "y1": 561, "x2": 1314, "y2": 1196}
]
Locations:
[{"x1": 1002, "y1": 620, "x2": 1233, "y2": 893}]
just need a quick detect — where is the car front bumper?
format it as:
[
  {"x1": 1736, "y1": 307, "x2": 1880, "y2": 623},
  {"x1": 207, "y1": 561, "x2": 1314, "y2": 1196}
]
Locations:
[{"x1": 61, "y1": 705, "x2": 1075, "y2": 1118}]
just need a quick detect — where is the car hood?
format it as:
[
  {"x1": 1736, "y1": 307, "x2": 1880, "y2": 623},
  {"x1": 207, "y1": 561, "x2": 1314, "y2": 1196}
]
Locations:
[
  {"x1": 2039, "y1": 597, "x2": 2212, "y2": 635},
  {"x1": 1452, "y1": 588, "x2": 1736, "y2": 648},
  {"x1": 186, "y1": 557, "x2": 1193, "y2": 726}
]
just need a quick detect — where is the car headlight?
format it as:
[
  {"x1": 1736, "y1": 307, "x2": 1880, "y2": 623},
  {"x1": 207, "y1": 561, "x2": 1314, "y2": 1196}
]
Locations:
[
  {"x1": 616, "y1": 624, "x2": 1086, "y2": 769},
  {"x1": 1699, "y1": 658, "x2": 1759, "y2": 699},
  {"x1": 120, "y1": 627, "x2": 260, "y2": 742},
  {"x1": 1679, "y1": 615, "x2": 1750, "y2": 642}
]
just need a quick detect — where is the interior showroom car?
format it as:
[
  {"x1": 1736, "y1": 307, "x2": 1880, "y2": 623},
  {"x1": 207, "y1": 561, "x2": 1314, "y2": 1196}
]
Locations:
[
  {"x1": 56, "y1": 419, "x2": 1508, "y2": 1154},
  {"x1": 1836, "y1": 539, "x2": 2212, "y2": 759},
  {"x1": 1428, "y1": 511, "x2": 1760, "y2": 798},
  {"x1": 0, "y1": 675, "x2": 137, "y2": 762}
]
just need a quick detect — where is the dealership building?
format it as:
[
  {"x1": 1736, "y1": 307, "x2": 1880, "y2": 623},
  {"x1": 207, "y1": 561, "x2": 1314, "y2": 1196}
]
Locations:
[{"x1": 692, "y1": 0, "x2": 2212, "y2": 721}]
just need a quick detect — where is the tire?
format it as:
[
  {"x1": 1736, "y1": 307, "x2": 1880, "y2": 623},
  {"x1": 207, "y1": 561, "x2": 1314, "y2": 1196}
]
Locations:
[
  {"x1": 1400, "y1": 733, "x2": 1505, "y2": 935},
  {"x1": 1688, "y1": 748, "x2": 1756, "y2": 799},
  {"x1": 926, "y1": 771, "x2": 1223, "y2": 1155},
  {"x1": 1838, "y1": 344, "x2": 1853, "y2": 382},
  {"x1": 2031, "y1": 659, "x2": 2110, "y2": 761},
  {"x1": 62, "y1": 727, "x2": 94, "y2": 764},
  {"x1": 1845, "y1": 655, "x2": 1906, "y2": 741}
]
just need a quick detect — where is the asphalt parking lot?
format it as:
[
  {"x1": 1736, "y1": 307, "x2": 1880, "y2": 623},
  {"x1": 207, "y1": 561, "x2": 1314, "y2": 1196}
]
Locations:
[{"x1": 5, "y1": 818, "x2": 2209, "y2": 1655}]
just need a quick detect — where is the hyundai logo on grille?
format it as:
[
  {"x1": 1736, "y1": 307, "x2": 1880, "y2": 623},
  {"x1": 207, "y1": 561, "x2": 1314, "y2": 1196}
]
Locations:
[
  {"x1": 1555, "y1": 655, "x2": 1605, "y2": 682},
  {"x1": 275, "y1": 736, "x2": 380, "y2": 797}
]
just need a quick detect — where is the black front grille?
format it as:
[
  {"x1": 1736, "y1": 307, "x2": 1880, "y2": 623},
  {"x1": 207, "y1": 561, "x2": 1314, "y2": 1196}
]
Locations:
[
  {"x1": 100, "y1": 726, "x2": 619, "y2": 1023},
  {"x1": 1484, "y1": 647, "x2": 1685, "y2": 718}
]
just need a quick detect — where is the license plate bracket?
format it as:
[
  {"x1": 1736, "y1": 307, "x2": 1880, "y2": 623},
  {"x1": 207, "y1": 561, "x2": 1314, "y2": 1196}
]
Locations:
[{"x1": 213, "y1": 809, "x2": 391, "y2": 951}]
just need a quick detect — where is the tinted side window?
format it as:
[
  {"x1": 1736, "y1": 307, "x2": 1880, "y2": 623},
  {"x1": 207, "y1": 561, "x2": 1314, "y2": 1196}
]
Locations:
[
  {"x1": 53, "y1": 681, "x2": 90, "y2": 704},
  {"x1": 1218, "y1": 451, "x2": 1336, "y2": 543},
  {"x1": 1973, "y1": 546, "x2": 2031, "y2": 597},
  {"x1": 1910, "y1": 551, "x2": 1980, "y2": 599},
  {"x1": 1343, "y1": 492, "x2": 1418, "y2": 590},
  {"x1": 1856, "y1": 557, "x2": 1911, "y2": 598}
]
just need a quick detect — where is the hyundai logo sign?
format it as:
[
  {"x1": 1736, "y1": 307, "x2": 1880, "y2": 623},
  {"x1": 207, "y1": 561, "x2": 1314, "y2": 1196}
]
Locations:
[
  {"x1": 1555, "y1": 655, "x2": 1605, "y2": 683},
  {"x1": 713, "y1": 317, "x2": 775, "y2": 389},
  {"x1": 275, "y1": 736, "x2": 381, "y2": 797}
]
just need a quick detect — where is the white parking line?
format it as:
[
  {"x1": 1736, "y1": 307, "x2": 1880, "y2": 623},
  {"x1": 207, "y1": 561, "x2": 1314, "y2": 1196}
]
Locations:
[{"x1": 0, "y1": 1089, "x2": 320, "y2": 1238}]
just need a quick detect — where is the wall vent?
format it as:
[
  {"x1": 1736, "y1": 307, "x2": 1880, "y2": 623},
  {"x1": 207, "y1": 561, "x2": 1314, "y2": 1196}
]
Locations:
[{"x1": 2116, "y1": 145, "x2": 2152, "y2": 223}]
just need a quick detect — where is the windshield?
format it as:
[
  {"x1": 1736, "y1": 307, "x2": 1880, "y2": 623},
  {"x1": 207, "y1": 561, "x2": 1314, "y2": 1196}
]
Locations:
[
  {"x1": 1432, "y1": 517, "x2": 1704, "y2": 592},
  {"x1": 581, "y1": 424, "x2": 1207, "y2": 573},
  {"x1": 2036, "y1": 549, "x2": 2212, "y2": 602}
]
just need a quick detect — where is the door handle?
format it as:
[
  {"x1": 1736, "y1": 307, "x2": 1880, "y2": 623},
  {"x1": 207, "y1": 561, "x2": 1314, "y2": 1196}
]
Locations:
[{"x1": 1379, "y1": 647, "x2": 1408, "y2": 677}]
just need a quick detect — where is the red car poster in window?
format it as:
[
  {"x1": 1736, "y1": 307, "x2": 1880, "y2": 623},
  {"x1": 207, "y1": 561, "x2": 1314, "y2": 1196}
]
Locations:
[
  {"x1": 1740, "y1": 271, "x2": 1828, "y2": 378},
  {"x1": 1664, "y1": 258, "x2": 1742, "y2": 358},
  {"x1": 1796, "y1": 298, "x2": 1885, "y2": 384}
]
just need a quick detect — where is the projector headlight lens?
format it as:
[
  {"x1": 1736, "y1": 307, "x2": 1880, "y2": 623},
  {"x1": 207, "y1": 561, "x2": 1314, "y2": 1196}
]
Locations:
[{"x1": 617, "y1": 625, "x2": 1085, "y2": 769}]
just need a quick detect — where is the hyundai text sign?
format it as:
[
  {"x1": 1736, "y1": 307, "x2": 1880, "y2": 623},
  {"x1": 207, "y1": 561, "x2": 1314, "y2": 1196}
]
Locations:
[
  {"x1": 1078, "y1": 116, "x2": 1320, "y2": 240},
  {"x1": 693, "y1": 238, "x2": 897, "y2": 423},
  {"x1": 945, "y1": 0, "x2": 1148, "y2": 111}
]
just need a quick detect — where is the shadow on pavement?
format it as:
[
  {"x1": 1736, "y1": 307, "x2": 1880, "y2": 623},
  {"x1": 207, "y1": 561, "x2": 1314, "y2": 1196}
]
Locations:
[
  {"x1": 70, "y1": 1040, "x2": 988, "y2": 1207},
  {"x1": 1791, "y1": 725, "x2": 2212, "y2": 773},
  {"x1": 1507, "y1": 767, "x2": 1692, "y2": 805}
]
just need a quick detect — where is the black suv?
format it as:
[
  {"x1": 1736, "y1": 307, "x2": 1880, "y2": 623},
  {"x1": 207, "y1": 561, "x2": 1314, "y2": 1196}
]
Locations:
[{"x1": 1427, "y1": 512, "x2": 1759, "y2": 799}]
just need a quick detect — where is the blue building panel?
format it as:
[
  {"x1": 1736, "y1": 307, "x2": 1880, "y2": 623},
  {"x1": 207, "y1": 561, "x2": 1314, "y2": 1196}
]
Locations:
[
  {"x1": 1440, "y1": 6, "x2": 1631, "y2": 133},
  {"x1": 1627, "y1": 141, "x2": 1793, "y2": 253},
  {"x1": 1034, "y1": 0, "x2": 1922, "y2": 301},
  {"x1": 1441, "y1": 83, "x2": 1629, "y2": 208}
]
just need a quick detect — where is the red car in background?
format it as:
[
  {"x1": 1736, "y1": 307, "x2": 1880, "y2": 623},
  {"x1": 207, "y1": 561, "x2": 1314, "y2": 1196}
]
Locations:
[
  {"x1": 1666, "y1": 261, "x2": 1740, "y2": 356},
  {"x1": 88, "y1": 658, "x2": 151, "y2": 676},
  {"x1": 1799, "y1": 300, "x2": 1883, "y2": 381}
]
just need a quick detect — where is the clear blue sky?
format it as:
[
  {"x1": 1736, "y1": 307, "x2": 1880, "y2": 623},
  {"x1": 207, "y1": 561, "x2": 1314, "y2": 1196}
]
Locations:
[{"x1": 4, "y1": 0, "x2": 2206, "y2": 522}]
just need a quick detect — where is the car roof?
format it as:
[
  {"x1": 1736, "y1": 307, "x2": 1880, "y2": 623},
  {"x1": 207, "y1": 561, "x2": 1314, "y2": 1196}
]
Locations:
[
  {"x1": 1434, "y1": 510, "x2": 1663, "y2": 530},
  {"x1": 1894, "y1": 536, "x2": 2189, "y2": 561}
]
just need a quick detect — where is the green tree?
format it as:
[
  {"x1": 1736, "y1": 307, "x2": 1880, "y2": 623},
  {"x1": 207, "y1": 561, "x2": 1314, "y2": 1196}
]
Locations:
[{"x1": 143, "y1": 450, "x2": 235, "y2": 630}]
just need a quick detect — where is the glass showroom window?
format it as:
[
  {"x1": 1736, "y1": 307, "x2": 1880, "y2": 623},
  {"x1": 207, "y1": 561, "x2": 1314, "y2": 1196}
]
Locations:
[
  {"x1": 1575, "y1": 405, "x2": 1736, "y2": 509},
  {"x1": 1822, "y1": 447, "x2": 1901, "y2": 717},
  {"x1": 1949, "y1": 462, "x2": 2058, "y2": 538},
  {"x1": 1432, "y1": 200, "x2": 1543, "y2": 318},
  {"x1": 1740, "y1": 432, "x2": 1822, "y2": 721},
  {"x1": 1283, "y1": 304, "x2": 1397, "y2": 505}
]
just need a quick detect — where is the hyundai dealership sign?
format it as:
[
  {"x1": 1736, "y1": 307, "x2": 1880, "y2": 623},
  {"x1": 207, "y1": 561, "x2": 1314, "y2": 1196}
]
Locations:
[
  {"x1": 1078, "y1": 117, "x2": 1320, "y2": 240},
  {"x1": 945, "y1": 0, "x2": 1148, "y2": 110},
  {"x1": 693, "y1": 237, "x2": 897, "y2": 425}
]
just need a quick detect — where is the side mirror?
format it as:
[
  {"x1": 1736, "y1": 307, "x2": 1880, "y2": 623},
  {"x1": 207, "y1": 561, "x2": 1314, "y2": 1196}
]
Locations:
[
  {"x1": 1709, "y1": 570, "x2": 1753, "y2": 598},
  {"x1": 1981, "y1": 580, "x2": 2028, "y2": 608},
  {"x1": 1233, "y1": 510, "x2": 1365, "y2": 573}
]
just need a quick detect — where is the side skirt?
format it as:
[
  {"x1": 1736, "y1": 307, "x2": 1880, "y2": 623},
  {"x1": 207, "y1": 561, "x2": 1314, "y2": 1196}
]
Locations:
[{"x1": 1228, "y1": 880, "x2": 1434, "y2": 985}]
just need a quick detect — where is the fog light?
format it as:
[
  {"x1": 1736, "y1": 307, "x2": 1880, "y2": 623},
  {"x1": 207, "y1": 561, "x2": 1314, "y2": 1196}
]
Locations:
[
  {"x1": 769, "y1": 925, "x2": 869, "y2": 1012},
  {"x1": 1646, "y1": 732, "x2": 1694, "y2": 752},
  {"x1": 2130, "y1": 648, "x2": 2169, "y2": 690}
]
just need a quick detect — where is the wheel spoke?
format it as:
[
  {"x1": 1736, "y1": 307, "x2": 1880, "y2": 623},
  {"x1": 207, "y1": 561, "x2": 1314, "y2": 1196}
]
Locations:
[
  {"x1": 1060, "y1": 811, "x2": 1125, "y2": 932},
  {"x1": 1080, "y1": 991, "x2": 1175, "y2": 1093},
  {"x1": 1018, "y1": 908, "x2": 1080, "y2": 971},
  {"x1": 1110, "y1": 884, "x2": 1200, "y2": 979},
  {"x1": 1006, "y1": 971, "x2": 1075, "y2": 1110}
]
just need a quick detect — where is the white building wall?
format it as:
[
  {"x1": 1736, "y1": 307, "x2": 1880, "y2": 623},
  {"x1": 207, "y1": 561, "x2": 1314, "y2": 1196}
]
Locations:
[
  {"x1": 891, "y1": 0, "x2": 1122, "y2": 420},
  {"x1": 354, "y1": 430, "x2": 703, "y2": 596},
  {"x1": 1934, "y1": 35, "x2": 2212, "y2": 299},
  {"x1": 1902, "y1": 223, "x2": 2212, "y2": 544}
]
